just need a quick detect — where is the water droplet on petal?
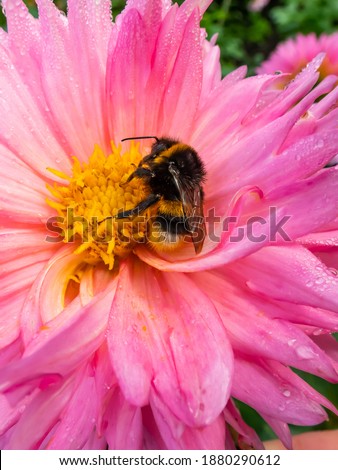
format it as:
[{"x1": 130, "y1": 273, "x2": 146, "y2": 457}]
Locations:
[{"x1": 296, "y1": 345, "x2": 316, "y2": 359}]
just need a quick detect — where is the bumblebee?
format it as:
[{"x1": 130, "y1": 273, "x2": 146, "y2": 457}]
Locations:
[{"x1": 118, "y1": 136, "x2": 206, "y2": 254}]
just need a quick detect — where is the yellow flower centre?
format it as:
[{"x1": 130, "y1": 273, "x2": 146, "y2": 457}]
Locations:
[{"x1": 46, "y1": 142, "x2": 152, "y2": 270}]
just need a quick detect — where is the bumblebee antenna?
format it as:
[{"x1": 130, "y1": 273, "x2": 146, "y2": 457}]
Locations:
[{"x1": 121, "y1": 135, "x2": 159, "y2": 143}]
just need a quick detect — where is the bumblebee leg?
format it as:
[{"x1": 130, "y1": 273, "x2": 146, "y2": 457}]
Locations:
[
  {"x1": 116, "y1": 193, "x2": 160, "y2": 219},
  {"x1": 123, "y1": 166, "x2": 155, "y2": 185}
]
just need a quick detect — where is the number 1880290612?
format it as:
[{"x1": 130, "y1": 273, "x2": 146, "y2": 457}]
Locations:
[{"x1": 201, "y1": 454, "x2": 281, "y2": 466}]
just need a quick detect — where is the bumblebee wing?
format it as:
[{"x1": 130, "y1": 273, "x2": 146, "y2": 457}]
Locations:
[
  {"x1": 189, "y1": 187, "x2": 206, "y2": 254},
  {"x1": 168, "y1": 164, "x2": 206, "y2": 254}
]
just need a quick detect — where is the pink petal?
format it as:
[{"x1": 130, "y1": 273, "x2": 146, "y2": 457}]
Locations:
[
  {"x1": 67, "y1": 0, "x2": 111, "y2": 147},
  {"x1": 0, "y1": 381, "x2": 40, "y2": 436},
  {"x1": 108, "y1": 258, "x2": 233, "y2": 426},
  {"x1": 107, "y1": 4, "x2": 203, "y2": 142},
  {"x1": 191, "y1": 270, "x2": 338, "y2": 381},
  {"x1": 0, "y1": 228, "x2": 53, "y2": 262},
  {"x1": 312, "y1": 334, "x2": 338, "y2": 366},
  {"x1": 47, "y1": 365, "x2": 98, "y2": 449},
  {"x1": 232, "y1": 357, "x2": 331, "y2": 425},
  {"x1": 223, "y1": 400, "x2": 264, "y2": 450},
  {"x1": 0, "y1": 47, "x2": 72, "y2": 176},
  {"x1": 143, "y1": 405, "x2": 167, "y2": 450},
  {"x1": 298, "y1": 230, "x2": 338, "y2": 252},
  {"x1": 260, "y1": 415, "x2": 292, "y2": 450},
  {"x1": 106, "y1": 8, "x2": 153, "y2": 141},
  {"x1": 242, "y1": 245, "x2": 338, "y2": 313},
  {"x1": 208, "y1": 74, "x2": 336, "y2": 200},
  {"x1": 0, "y1": 146, "x2": 53, "y2": 224},
  {"x1": 104, "y1": 388, "x2": 143, "y2": 450},
  {"x1": 0, "y1": 279, "x2": 117, "y2": 393},
  {"x1": 93, "y1": 343, "x2": 117, "y2": 428},
  {"x1": 150, "y1": 390, "x2": 226, "y2": 449},
  {"x1": 246, "y1": 54, "x2": 326, "y2": 129},
  {"x1": 82, "y1": 432, "x2": 107, "y2": 450},
  {"x1": 159, "y1": 9, "x2": 202, "y2": 140},
  {"x1": 5, "y1": 376, "x2": 74, "y2": 449},
  {"x1": 19, "y1": 245, "x2": 90, "y2": 346},
  {"x1": 0, "y1": 337, "x2": 22, "y2": 369},
  {"x1": 35, "y1": 0, "x2": 110, "y2": 157},
  {"x1": 192, "y1": 75, "x2": 278, "y2": 166},
  {"x1": 200, "y1": 34, "x2": 221, "y2": 104},
  {"x1": 0, "y1": 243, "x2": 56, "y2": 349}
]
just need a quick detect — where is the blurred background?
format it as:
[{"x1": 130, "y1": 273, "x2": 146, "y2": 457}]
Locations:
[{"x1": 1, "y1": 0, "x2": 338, "y2": 442}]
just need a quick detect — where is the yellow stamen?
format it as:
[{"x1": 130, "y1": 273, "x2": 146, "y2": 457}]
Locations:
[{"x1": 46, "y1": 142, "x2": 151, "y2": 270}]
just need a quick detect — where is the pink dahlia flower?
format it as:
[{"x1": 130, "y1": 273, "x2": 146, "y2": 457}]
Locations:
[
  {"x1": 1, "y1": 0, "x2": 338, "y2": 450},
  {"x1": 248, "y1": 0, "x2": 270, "y2": 12},
  {"x1": 258, "y1": 32, "x2": 338, "y2": 79}
]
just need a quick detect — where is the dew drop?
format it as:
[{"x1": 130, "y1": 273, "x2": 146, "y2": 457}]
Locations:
[
  {"x1": 296, "y1": 345, "x2": 316, "y2": 359},
  {"x1": 312, "y1": 328, "x2": 324, "y2": 336},
  {"x1": 282, "y1": 389, "x2": 291, "y2": 397}
]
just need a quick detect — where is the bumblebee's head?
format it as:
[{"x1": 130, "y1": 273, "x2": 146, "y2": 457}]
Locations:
[{"x1": 168, "y1": 144, "x2": 206, "y2": 185}]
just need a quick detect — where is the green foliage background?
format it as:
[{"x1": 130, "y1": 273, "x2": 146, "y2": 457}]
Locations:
[{"x1": 1, "y1": 0, "x2": 338, "y2": 444}]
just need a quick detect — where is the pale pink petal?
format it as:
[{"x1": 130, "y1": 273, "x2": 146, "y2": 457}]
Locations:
[
  {"x1": 260, "y1": 415, "x2": 292, "y2": 450},
  {"x1": 241, "y1": 245, "x2": 338, "y2": 313},
  {"x1": 312, "y1": 334, "x2": 338, "y2": 366},
  {"x1": 107, "y1": 4, "x2": 203, "y2": 142},
  {"x1": 143, "y1": 405, "x2": 167, "y2": 449},
  {"x1": 82, "y1": 432, "x2": 107, "y2": 450},
  {"x1": 298, "y1": 230, "x2": 338, "y2": 251},
  {"x1": 200, "y1": 34, "x2": 221, "y2": 104},
  {"x1": 103, "y1": 388, "x2": 143, "y2": 450},
  {"x1": 159, "y1": 9, "x2": 202, "y2": 140},
  {"x1": 94, "y1": 343, "x2": 117, "y2": 427},
  {"x1": 0, "y1": 244, "x2": 56, "y2": 349},
  {"x1": 258, "y1": 32, "x2": 338, "y2": 77},
  {"x1": 108, "y1": 258, "x2": 233, "y2": 426},
  {"x1": 0, "y1": 145, "x2": 53, "y2": 224},
  {"x1": 35, "y1": 0, "x2": 110, "y2": 157},
  {"x1": 123, "y1": 0, "x2": 172, "y2": 18},
  {"x1": 0, "y1": 338, "x2": 22, "y2": 369},
  {"x1": 47, "y1": 365, "x2": 98, "y2": 449},
  {"x1": 20, "y1": 245, "x2": 90, "y2": 346},
  {"x1": 247, "y1": 54, "x2": 326, "y2": 128},
  {"x1": 208, "y1": 70, "x2": 335, "y2": 199},
  {"x1": 223, "y1": 400, "x2": 264, "y2": 450},
  {"x1": 5, "y1": 376, "x2": 74, "y2": 449},
  {"x1": 232, "y1": 357, "x2": 329, "y2": 425},
  {"x1": 0, "y1": 228, "x2": 53, "y2": 262},
  {"x1": 192, "y1": 74, "x2": 278, "y2": 165},
  {"x1": 0, "y1": 381, "x2": 40, "y2": 436},
  {"x1": 310, "y1": 87, "x2": 338, "y2": 121},
  {"x1": 106, "y1": 8, "x2": 153, "y2": 141},
  {"x1": 66, "y1": 0, "x2": 111, "y2": 148},
  {"x1": 150, "y1": 390, "x2": 226, "y2": 449},
  {"x1": 190, "y1": 270, "x2": 338, "y2": 381},
  {"x1": 0, "y1": 45, "x2": 71, "y2": 175},
  {"x1": 0, "y1": 280, "x2": 117, "y2": 392}
]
